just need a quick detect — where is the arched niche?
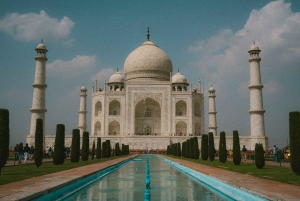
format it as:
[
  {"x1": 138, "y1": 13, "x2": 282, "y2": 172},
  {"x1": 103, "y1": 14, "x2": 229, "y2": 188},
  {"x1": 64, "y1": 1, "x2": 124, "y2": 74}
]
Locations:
[
  {"x1": 176, "y1": 100, "x2": 187, "y2": 116},
  {"x1": 194, "y1": 101, "x2": 201, "y2": 117},
  {"x1": 195, "y1": 122, "x2": 201, "y2": 136},
  {"x1": 109, "y1": 121, "x2": 120, "y2": 135},
  {"x1": 95, "y1": 101, "x2": 102, "y2": 116},
  {"x1": 134, "y1": 98, "x2": 161, "y2": 135},
  {"x1": 94, "y1": 121, "x2": 101, "y2": 135},
  {"x1": 109, "y1": 100, "x2": 121, "y2": 115},
  {"x1": 176, "y1": 121, "x2": 187, "y2": 136}
]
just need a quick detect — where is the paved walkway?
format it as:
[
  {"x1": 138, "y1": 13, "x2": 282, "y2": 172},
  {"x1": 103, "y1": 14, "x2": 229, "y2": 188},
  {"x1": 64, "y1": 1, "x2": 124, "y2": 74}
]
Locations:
[{"x1": 1, "y1": 155, "x2": 299, "y2": 201}]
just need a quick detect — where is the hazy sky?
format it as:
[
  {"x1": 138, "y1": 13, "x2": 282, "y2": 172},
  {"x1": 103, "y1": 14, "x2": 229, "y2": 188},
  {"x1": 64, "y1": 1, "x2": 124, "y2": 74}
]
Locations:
[{"x1": 1, "y1": 0, "x2": 299, "y2": 148}]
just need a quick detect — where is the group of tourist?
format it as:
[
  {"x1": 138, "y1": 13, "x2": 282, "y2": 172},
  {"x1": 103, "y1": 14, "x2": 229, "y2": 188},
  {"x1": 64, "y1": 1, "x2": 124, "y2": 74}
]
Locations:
[{"x1": 14, "y1": 143, "x2": 34, "y2": 164}]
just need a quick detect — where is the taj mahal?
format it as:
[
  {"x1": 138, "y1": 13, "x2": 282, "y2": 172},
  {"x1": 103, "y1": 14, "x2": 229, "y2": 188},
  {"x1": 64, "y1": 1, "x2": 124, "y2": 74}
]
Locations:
[{"x1": 26, "y1": 30, "x2": 268, "y2": 151}]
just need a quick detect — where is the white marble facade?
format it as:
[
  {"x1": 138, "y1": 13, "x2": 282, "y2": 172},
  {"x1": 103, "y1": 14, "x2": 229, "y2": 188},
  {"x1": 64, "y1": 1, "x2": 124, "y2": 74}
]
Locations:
[{"x1": 27, "y1": 33, "x2": 269, "y2": 151}]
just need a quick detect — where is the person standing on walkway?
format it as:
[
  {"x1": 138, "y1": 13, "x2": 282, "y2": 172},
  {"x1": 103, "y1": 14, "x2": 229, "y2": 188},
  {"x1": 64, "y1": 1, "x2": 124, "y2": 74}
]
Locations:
[
  {"x1": 242, "y1": 145, "x2": 247, "y2": 160},
  {"x1": 23, "y1": 143, "x2": 30, "y2": 163},
  {"x1": 17, "y1": 143, "x2": 24, "y2": 164},
  {"x1": 29, "y1": 146, "x2": 34, "y2": 160}
]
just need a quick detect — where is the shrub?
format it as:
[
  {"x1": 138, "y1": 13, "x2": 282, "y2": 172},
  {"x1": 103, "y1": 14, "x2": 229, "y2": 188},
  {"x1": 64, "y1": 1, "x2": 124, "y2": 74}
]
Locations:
[
  {"x1": 219, "y1": 131, "x2": 227, "y2": 163},
  {"x1": 53, "y1": 124, "x2": 65, "y2": 165},
  {"x1": 201, "y1": 134, "x2": 208, "y2": 160},
  {"x1": 96, "y1": 138, "x2": 101, "y2": 159},
  {"x1": 70, "y1": 129, "x2": 80, "y2": 163},
  {"x1": 91, "y1": 141, "x2": 95, "y2": 160},
  {"x1": 208, "y1": 132, "x2": 215, "y2": 161},
  {"x1": 289, "y1": 111, "x2": 300, "y2": 175},
  {"x1": 34, "y1": 119, "x2": 43, "y2": 168},
  {"x1": 255, "y1": 143, "x2": 265, "y2": 169},
  {"x1": 233, "y1": 130, "x2": 241, "y2": 165},
  {"x1": 0, "y1": 109, "x2": 9, "y2": 175},
  {"x1": 81, "y1": 131, "x2": 89, "y2": 161}
]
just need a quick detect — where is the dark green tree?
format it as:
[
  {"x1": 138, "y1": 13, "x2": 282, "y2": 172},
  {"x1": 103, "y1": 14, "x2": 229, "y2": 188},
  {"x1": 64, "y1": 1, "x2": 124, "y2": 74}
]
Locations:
[
  {"x1": 255, "y1": 143, "x2": 265, "y2": 169},
  {"x1": 233, "y1": 130, "x2": 241, "y2": 165},
  {"x1": 53, "y1": 124, "x2": 65, "y2": 165},
  {"x1": 0, "y1": 109, "x2": 9, "y2": 175},
  {"x1": 91, "y1": 141, "x2": 95, "y2": 160},
  {"x1": 34, "y1": 119, "x2": 43, "y2": 168},
  {"x1": 193, "y1": 137, "x2": 199, "y2": 159},
  {"x1": 190, "y1": 138, "x2": 195, "y2": 158},
  {"x1": 219, "y1": 131, "x2": 227, "y2": 163},
  {"x1": 81, "y1": 131, "x2": 89, "y2": 161},
  {"x1": 167, "y1": 145, "x2": 170, "y2": 155},
  {"x1": 208, "y1": 132, "x2": 215, "y2": 161},
  {"x1": 70, "y1": 129, "x2": 80, "y2": 163},
  {"x1": 201, "y1": 134, "x2": 208, "y2": 160},
  {"x1": 115, "y1": 143, "x2": 119, "y2": 156},
  {"x1": 96, "y1": 138, "x2": 101, "y2": 159},
  {"x1": 102, "y1": 141, "x2": 106, "y2": 158},
  {"x1": 106, "y1": 140, "x2": 111, "y2": 158},
  {"x1": 186, "y1": 139, "x2": 191, "y2": 158},
  {"x1": 289, "y1": 111, "x2": 300, "y2": 175},
  {"x1": 177, "y1": 142, "x2": 181, "y2": 157}
]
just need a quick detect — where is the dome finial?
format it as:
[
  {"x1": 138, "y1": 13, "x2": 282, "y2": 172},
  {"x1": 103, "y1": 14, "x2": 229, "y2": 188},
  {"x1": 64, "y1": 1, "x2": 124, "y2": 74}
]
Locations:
[
  {"x1": 178, "y1": 68, "x2": 179, "y2": 72},
  {"x1": 147, "y1": 27, "x2": 150, "y2": 41},
  {"x1": 41, "y1": 39, "x2": 43, "y2": 44},
  {"x1": 117, "y1": 67, "x2": 119, "y2": 72},
  {"x1": 253, "y1": 40, "x2": 255, "y2": 45}
]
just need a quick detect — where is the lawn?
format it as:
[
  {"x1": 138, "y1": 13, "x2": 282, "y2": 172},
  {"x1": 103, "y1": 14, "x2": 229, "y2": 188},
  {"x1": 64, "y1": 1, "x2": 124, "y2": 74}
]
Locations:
[
  {"x1": 0, "y1": 156, "x2": 129, "y2": 185},
  {"x1": 167, "y1": 155, "x2": 300, "y2": 187}
]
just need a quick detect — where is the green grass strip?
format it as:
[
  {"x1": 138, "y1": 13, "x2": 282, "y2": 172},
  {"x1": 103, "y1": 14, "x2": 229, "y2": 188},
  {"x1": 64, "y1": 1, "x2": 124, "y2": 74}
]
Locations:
[
  {"x1": 167, "y1": 156, "x2": 300, "y2": 187},
  {"x1": 0, "y1": 156, "x2": 128, "y2": 185}
]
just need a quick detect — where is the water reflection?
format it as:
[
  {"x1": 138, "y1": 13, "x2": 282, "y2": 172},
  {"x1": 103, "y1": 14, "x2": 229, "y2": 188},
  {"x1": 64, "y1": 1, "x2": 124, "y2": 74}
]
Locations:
[{"x1": 63, "y1": 155, "x2": 232, "y2": 201}]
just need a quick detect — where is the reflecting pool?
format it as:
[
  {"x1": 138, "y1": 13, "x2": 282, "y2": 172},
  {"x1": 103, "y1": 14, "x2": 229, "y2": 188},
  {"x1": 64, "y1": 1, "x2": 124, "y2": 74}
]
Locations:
[{"x1": 61, "y1": 155, "x2": 233, "y2": 201}]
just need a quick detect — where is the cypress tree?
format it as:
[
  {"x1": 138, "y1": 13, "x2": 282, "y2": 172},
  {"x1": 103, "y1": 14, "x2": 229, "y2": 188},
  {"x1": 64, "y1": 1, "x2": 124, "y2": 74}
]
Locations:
[
  {"x1": 0, "y1": 109, "x2": 9, "y2": 175},
  {"x1": 233, "y1": 130, "x2": 241, "y2": 165},
  {"x1": 219, "y1": 131, "x2": 227, "y2": 163},
  {"x1": 70, "y1": 129, "x2": 80, "y2": 163},
  {"x1": 91, "y1": 141, "x2": 95, "y2": 160},
  {"x1": 53, "y1": 124, "x2": 65, "y2": 165},
  {"x1": 190, "y1": 138, "x2": 195, "y2": 158},
  {"x1": 182, "y1": 142, "x2": 185, "y2": 157},
  {"x1": 167, "y1": 145, "x2": 170, "y2": 155},
  {"x1": 289, "y1": 111, "x2": 300, "y2": 175},
  {"x1": 106, "y1": 140, "x2": 111, "y2": 158},
  {"x1": 208, "y1": 132, "x2": 215, "y2": 161},
  {"x1": 177, "y1": 142, "x2": 181, "y2": 157},
  {"x1": 34, "y1": 119, "x2": 43, "y2": 168},
  {"x1": 115, "y1": 143, "x2": 119, "y2": 156},
  {"x1": 201, "y1": 134, "x2": 208, "y2": 160},
  {"x1": 194, "y1": 137, "x2": 199, "y2": 159},
  {"x1": 255, "y1": 143, "x2": 265, "y2": 169},
  {"x1": 186, "y1": 139, "x2": 191, "y2": 158},
  {"x1": 96, "y1": 137, "x2": 101, "y2": 159},
  {"x1": 102, "y1": 141, "x2": 106, "y2": 158},
  {"x1": 81, "y1": 131, "x2": 89, "y2": 161}
]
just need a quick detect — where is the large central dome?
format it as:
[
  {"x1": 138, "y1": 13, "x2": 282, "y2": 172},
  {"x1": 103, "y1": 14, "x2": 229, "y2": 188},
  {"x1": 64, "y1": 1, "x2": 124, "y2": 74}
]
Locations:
[{"x1": 124, "y1": 38, "x2": 173, "y2": 82}]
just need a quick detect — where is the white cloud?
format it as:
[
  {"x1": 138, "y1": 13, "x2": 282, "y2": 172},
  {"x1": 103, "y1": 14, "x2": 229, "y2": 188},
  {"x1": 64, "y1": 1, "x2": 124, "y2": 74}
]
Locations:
[
  {"x1": 0, "y1": 10, "x2": 74, "y2": 42},
  {"x1": 190, "y1": 0, "x2": 300, "y2": 98},
  {"x1": 91, "y1": 68, "x2": 115, "y2": 83},
  {"x1": 48, "y1": 55, "x2": 97, "y2": 77}
]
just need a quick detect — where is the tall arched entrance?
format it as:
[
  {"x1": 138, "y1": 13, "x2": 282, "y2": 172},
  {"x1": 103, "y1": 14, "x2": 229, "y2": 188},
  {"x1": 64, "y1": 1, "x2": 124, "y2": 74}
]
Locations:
[{"x1": 135, "y1": 98, "x2": 161, "y2": 135}]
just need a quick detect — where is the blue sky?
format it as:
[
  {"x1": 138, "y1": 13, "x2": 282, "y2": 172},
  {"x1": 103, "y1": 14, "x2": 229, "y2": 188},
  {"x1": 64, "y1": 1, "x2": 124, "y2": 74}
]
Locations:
[{"x1": 0, "y1": 0, "x2": 299, "y2": 149}]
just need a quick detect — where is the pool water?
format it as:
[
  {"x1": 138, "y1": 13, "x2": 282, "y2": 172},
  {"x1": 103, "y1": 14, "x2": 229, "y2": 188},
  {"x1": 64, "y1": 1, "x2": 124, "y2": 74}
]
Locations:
[{"x1": 61, "y1": 155, "x2": 233, "y2": 201}]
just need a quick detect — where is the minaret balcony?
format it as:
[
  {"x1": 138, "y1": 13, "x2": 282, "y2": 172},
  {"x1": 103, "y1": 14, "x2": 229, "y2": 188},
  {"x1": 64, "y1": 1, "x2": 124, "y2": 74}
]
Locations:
[
  {"x1": 32, "y1": 83, "x2": 47, "y2": 88},
  {"x1": 248, "y1": 109, "x2": 265, "y2": 114},
  {"x1": 248, "y1": 84, "x2": 263, "y2": 89}
]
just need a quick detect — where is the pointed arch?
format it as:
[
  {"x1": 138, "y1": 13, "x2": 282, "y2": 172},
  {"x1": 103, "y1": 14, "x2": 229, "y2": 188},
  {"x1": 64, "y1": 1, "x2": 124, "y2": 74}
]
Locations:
[
  {"x1": 176, "y1": 100, "x2": 187, "y2": 116},
  {"x1": 109, "y1": 100, "x2": 121, "y2": 115},
  {"x1": 95, "y1": 101, "x2": 102, "y2": 116},
  {"x1": 109, "y1": 121, "x2": 120, "y2": 135},
  {"x1": 94, "y1": 121, "x2": 101, "y2": 135},
  {"x1": 194, "y1": 101, "x2": 201, "y2": 117},
  {"x1": 176, "y1": 121, "x2": 187, "y2": 136},
  {"x1": 195, "y1": 122, "x2": 201, "y2": 136}
]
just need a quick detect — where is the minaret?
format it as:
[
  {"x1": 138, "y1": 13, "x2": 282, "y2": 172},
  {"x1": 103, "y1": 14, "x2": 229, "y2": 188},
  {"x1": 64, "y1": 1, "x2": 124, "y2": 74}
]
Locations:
[
  {"x1": 30, "y1": 40, "x2": 48, "y2": 137},
  {"x1": 248, "y1": 42, "x2": 265, "y2": 137},
  {"x1": 208, "y1": 86, "x2": 217, "y2": 136},
  {"x1": 78, "y1": 85, "x2": 88, "y2": 136}
]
